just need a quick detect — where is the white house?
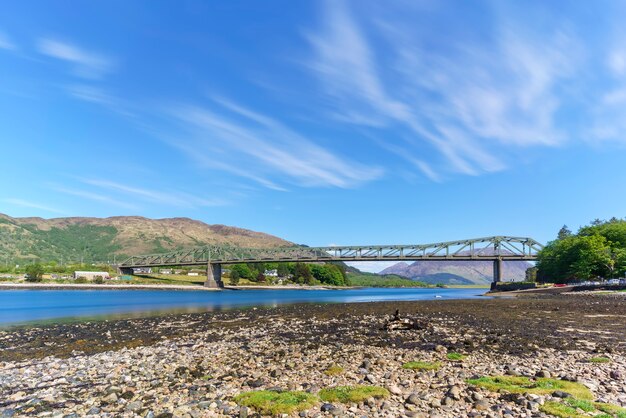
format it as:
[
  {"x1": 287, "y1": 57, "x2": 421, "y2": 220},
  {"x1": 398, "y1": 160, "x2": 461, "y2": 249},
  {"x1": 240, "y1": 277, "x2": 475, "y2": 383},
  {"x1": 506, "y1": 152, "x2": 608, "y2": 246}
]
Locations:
[
  {"x1": 74, "y1": 271, "x2": 110, "y2": 280},
  {"x1": 264, "y1": 269, "x2": 278, "y2": 277}
]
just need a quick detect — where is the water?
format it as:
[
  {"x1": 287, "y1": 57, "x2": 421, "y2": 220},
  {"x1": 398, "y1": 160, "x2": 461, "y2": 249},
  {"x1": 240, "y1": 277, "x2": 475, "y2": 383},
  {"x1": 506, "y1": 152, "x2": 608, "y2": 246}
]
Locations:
[{"x1": 0, "y1": 287, "x2": 487, "y2": 326}]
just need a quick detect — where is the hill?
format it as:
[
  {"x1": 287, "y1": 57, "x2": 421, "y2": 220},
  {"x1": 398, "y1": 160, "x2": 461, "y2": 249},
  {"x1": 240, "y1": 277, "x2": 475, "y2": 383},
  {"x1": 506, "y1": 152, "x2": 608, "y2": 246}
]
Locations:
[
  {"x1": 380, "y1": 259, "x2": 532, "y2": 284},
  {"x1": 0, "y1": 213, "x2": 291, "y2": 264}
]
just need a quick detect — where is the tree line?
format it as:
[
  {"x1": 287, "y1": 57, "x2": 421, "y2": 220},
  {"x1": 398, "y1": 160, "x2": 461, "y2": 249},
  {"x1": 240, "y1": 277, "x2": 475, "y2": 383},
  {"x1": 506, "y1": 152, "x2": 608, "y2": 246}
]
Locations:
[
  {"x1": 228, "y1": 262, "x2": 349, "y2": 286},
  {"x1": 536, "y1": 218, "x2": 626, "y2": 283}
]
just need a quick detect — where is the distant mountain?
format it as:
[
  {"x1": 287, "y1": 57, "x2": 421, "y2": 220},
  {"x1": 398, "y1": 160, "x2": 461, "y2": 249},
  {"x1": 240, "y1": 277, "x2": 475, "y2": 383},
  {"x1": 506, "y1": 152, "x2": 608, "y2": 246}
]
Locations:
[
  {"x1": 380, "y1": 259, "x2": 532, "y2": 284},
  {"x1": 0, "y1": 213, "x2": 291, "y2": 264}
]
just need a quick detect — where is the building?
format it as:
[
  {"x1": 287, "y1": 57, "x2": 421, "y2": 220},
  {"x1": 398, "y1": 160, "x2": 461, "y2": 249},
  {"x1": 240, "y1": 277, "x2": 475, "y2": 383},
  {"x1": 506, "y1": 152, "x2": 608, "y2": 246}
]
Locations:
[
  {"x1": 132, "y1": 267, "x2": 152, "y2": 274},
  {"x1": 264, "y1": 269, "x2": 278, "y2": 277},
  {"x1": 74, "y1": 271, "x2": 110, "y2": 280},
  {"x1": 159, "y1": 269, "x2": 173, "y2": 274}
]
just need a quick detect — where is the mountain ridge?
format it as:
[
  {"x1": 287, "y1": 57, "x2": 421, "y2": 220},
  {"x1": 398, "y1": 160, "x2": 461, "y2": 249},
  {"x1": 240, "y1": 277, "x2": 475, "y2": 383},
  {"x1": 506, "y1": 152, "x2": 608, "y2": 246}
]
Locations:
[{"x1": 0, "y1": 213, "x2": 292, "y2": 263}]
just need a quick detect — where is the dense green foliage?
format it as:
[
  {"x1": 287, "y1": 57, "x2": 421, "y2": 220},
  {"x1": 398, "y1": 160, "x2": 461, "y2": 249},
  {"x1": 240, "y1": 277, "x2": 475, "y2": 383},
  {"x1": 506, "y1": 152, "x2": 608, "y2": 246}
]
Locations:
[
  {"x1": 24, "y1": 263, "x2": 44, "y2": 282},
  {"x1": 226, "y1": 262, "x2": 349, "y2": 286},
  {"x1": 0, "y1": 222, "x2": 123, "y2": 264},
  {"x1": 537, "y1": 218, "x2": 626, "y2": 282},
  {"x1": 347, "y1": 272, "x2": 428, "y2": 287}
]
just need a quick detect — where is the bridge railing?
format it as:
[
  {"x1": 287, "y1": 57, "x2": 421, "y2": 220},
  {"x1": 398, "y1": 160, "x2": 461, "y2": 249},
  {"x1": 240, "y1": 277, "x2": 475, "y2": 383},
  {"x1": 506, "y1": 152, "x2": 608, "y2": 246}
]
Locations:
[{"x1": 118, "y1": 236, "x2": 543, "y2": 268}]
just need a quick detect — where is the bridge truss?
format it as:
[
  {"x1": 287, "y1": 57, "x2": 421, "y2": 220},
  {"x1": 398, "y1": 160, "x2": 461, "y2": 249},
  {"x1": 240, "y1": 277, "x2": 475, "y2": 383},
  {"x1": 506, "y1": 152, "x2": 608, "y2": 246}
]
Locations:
[{"x1": 118, "y1": 236, "x2": 543, "y2": 268}]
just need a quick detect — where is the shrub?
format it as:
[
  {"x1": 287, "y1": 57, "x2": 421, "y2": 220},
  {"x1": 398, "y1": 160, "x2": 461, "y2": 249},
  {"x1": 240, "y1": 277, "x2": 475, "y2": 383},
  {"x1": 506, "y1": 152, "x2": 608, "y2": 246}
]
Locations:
[
  {"x1": 24, "y1": 263, "x2": 44, "y2": 282},
  {"x1": 75, "y1": 277, "x2": 88, "y2": 284},
  {"x1": 93, "y1": 276, "x2": 104, "y2": 284}
]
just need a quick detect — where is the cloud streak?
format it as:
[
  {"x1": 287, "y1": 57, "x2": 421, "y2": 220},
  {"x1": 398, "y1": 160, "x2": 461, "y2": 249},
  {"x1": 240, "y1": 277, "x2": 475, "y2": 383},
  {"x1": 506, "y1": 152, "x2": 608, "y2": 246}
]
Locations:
[
  {"x1": 169, "y1": 98, "x2": 383, "y2": 189},
  {"x1": 37, "y1": 38, "x2": 115, "y2": 78},
  {"x1": 81, "y1": 179, "x2": 229, "y2": 208},
  {"x1": 305, "y1": 0, "x2": 590, "y2": 179},
  {"x1": 3, "y1": 198, "x2": 65, "y2": 215},
  {"x1": 0, "y1": 30, "x2": 15, "y2": 50}
]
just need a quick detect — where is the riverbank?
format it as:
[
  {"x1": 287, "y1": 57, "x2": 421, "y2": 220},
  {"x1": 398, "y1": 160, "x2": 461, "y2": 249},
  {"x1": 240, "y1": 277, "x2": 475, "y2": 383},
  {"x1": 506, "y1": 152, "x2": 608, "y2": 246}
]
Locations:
[{"x1": 1, "y1": 294, "x2": 624, "y2": 417}]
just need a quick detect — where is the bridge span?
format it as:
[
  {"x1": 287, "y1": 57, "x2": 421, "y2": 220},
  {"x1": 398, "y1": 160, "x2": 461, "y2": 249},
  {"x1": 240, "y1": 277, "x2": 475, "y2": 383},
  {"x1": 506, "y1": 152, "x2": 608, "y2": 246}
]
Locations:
[{"x1": 117, "y1": 236, "x2": 543, "y2": 288}]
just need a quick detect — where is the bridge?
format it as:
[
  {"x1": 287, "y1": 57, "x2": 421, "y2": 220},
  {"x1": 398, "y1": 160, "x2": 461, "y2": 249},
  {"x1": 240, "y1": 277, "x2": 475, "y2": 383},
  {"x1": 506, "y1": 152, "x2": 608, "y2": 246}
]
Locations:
[{"x1": 117, "y1": 236, "x2": 543, "y2": 288}]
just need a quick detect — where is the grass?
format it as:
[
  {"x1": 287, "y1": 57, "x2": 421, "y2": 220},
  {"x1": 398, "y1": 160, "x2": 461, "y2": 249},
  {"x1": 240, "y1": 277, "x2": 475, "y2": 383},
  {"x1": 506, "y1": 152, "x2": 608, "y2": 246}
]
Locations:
[
  {"x1": 589, "y1": 357, "x2": 611, "y2": 363},
  {"x1": 319, "y1": 385, "x2": 389, "y2": 403},
  {"x1": 539, "y1": 399, "x2": 626, "y2": 418},
  {"x1": 541, "y1": 401, "x2": 588, "y2": 418},
  {"x1": 466, "y1": 376, "x2": 593, "y2": 400},
  {"x1": 323, "y1": 365, "x2": 345, "y2": 376},
  {"x1": 446, "y1": 352, "x2": 467, "y2": 361},
  {"x1": 234, "y1": 390, "x2": 317, "y2": 415},
  {"x1": 402, "y1": 361, "x2": 442, "y2": 371}
]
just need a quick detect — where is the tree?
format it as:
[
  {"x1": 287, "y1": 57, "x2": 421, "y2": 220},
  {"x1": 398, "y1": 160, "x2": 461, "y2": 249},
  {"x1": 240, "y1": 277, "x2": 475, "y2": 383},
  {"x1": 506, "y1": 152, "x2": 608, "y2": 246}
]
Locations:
[
  {"x1": 25, "y1": 263, "x2": 44, "y2": 282},
  {"x1": 557, "y1": 225, "x2": 572, "y2": 240},
  {"x1": 230, "y1": 264, "x2": 254, "y2": 280},
  {"x1": 294, "y1": 263, "x2": 312, "y2": 284},
  {"x1": 256, "y1": 272, "x2": 266, "y2": 283},
  {"x1": 525, "y1": 266, "x2": 538, "y2": 282},
  {"x1": 277, "y1": 263, "x2": 290, "y2": 278},
  {"x1": 229, "y1": 269, "x2": 240, "y2": 286}
]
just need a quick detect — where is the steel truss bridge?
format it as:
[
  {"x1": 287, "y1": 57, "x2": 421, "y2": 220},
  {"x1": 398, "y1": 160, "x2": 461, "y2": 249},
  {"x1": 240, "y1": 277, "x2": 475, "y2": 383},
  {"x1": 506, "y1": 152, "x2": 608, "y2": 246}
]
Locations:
[{"x1": 117, "y1": 236, "x2": 543, "y2": 288}]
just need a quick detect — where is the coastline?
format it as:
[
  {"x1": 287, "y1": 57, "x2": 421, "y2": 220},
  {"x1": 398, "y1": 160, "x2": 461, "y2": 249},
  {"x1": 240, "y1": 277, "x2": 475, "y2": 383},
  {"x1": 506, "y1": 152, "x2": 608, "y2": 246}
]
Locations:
[
  {"x1": 1, "y1": 295, "x2": 624, "y2": 417},
  {"x1": 0, "y1": 283, "x2": 364, "y2": 291}
]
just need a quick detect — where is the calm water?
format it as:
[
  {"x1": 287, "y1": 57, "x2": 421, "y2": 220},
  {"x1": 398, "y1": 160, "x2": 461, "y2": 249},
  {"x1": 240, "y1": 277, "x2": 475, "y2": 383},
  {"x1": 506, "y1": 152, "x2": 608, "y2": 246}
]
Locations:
[{"x1": 0, "y1": 287, "x2": 487, "y2": 326}]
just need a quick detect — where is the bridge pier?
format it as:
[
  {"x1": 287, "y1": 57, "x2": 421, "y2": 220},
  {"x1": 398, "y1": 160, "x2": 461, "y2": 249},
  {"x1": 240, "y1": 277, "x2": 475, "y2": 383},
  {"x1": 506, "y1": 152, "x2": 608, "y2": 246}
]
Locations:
[
  {"x1": 491, "y1": 258, "x2": 503, "y2": 290},
  {"x1": 204, "y1": 263, "x2": 224, "y2": 288}
]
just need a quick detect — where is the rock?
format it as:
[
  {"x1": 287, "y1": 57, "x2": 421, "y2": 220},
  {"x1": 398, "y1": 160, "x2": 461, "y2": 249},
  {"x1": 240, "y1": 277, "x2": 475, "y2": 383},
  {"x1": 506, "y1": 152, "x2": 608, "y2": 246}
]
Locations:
[
  {"x1": 442, "y1": 396, "x2": 455, "y2": 406},
  {"x1": 552, "y1": 391, "x2": 572, "y2": 398},
  {"x1": 103, "y1": 392, "x2": 118, "y2": 403},
  {"x1": 239, "y1": 406, "x2": 249, "y2": 418},
  {"x1": 536, "y1": 370, "x2": 551, "y2": 378},
  {"x1": 405, "y1": 393, "x2": 420, "y2": 405},
  {"x1": 247, "y1": 379, "x2": 264, "y2": 388},
  {"x1": 320, "y1": 403, "x2": 334, "y2": 412},
  {"x1": 126, "y1": 401, "x2": 143, "y2": 412},
  {"x1": 388, "y1": 385, "x2": 403, "y2": 396},
  {"x1": 610, "y1": 370, "x2": 623, "y2": 380},
  {"x1": 474, "y1": 399, "x2": 490, "y2": 410},
  {"x1": 365, "y1": 374, "x2": 377, "y2": 384}
]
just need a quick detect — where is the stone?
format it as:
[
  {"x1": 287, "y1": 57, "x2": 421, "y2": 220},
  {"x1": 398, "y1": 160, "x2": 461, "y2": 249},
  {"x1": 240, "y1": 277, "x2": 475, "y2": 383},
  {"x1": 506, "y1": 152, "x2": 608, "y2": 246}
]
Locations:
[
  {"x1": 388, "y1": 385, "x2": 403, "y2": 396},
  {"x1": 474, "y1": 399, "x2": 490, "y2": 410},
  {"x1": 126, "y1": 401, "x2": 143, "y2": 412},
  {"x1": 552, "y1": 391, "x2": 572, "y2": 398},
  {"x1": 405, "y1": 393, "x2": 420, "y2": 405}
]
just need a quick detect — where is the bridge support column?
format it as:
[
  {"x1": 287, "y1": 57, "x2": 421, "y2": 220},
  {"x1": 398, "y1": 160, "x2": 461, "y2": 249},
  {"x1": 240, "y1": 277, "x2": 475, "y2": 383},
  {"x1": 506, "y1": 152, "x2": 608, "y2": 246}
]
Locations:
[
  {"x1": 204, "y1": 263, "x2": 224, "y2": 288},
  {"x1": 491, "y1": 258, "x2": 502, "y2": 290}
]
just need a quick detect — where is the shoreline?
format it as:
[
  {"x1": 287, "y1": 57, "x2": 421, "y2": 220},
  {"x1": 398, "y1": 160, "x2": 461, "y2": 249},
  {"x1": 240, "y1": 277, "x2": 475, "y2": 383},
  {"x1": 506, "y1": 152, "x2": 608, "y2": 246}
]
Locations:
[{"x1": 1, "y1": 295, "x2": 624, "y2": 417}]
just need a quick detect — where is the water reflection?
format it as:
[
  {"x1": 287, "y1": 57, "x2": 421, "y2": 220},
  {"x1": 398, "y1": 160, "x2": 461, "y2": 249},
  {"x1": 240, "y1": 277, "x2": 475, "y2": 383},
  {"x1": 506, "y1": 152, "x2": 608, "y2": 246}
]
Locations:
[{"x1": 0, "y1": 287, "x2": 488, "y2": 326}]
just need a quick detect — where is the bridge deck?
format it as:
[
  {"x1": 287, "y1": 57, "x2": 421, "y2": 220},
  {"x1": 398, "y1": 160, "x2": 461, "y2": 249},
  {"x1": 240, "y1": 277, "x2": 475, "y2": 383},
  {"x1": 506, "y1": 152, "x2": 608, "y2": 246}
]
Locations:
[{"x1": 118, "y1": 236, "x2": 542, "y2": 268}]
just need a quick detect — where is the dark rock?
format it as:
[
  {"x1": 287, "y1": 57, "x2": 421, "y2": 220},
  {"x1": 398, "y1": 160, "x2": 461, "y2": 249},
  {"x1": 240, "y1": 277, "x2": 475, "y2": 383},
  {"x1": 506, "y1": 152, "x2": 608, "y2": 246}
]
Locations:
[{"x1": 552, "y1": 390, "x2": 572, "y2": 398}]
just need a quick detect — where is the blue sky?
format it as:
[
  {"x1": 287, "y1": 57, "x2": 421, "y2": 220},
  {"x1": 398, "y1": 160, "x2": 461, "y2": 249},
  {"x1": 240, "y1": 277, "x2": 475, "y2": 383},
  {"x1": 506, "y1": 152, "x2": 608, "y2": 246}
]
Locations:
[{"x1": 1, "y1": 0, "x2": 626, "y2": 261}]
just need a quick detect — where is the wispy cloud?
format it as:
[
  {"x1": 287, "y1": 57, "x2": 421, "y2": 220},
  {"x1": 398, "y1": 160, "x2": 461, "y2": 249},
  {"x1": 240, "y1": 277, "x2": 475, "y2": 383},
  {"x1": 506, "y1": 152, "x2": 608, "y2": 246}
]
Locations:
[
  {"x1": 37, "y1": 38, "x2": 115, "y2": 78},
  {"x1": 305, "y1": 1, "x2": 583, "y2": 179},
  {"x1": 3, "y1": 198, "x2": 65, "y2": 215},
  {"x1": 0, "y1": 30, "x2": 15, "y2": 50},
  {"x1": 81, "y1": 179, "x2": 229, "y2": 208},
  {"x1": 52, "y1": 186, "x2": 139, "y2": 210},
  {"x1": 168, "y1": 98, "x2": 383, "y2": 189}
]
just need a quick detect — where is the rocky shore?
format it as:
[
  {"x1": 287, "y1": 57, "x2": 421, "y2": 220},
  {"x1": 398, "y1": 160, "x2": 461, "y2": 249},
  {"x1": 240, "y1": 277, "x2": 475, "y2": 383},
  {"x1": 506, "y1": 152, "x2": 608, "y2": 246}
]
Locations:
[{"x1": 1, "y1": 295, "x2": 625, "y2": 417}]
